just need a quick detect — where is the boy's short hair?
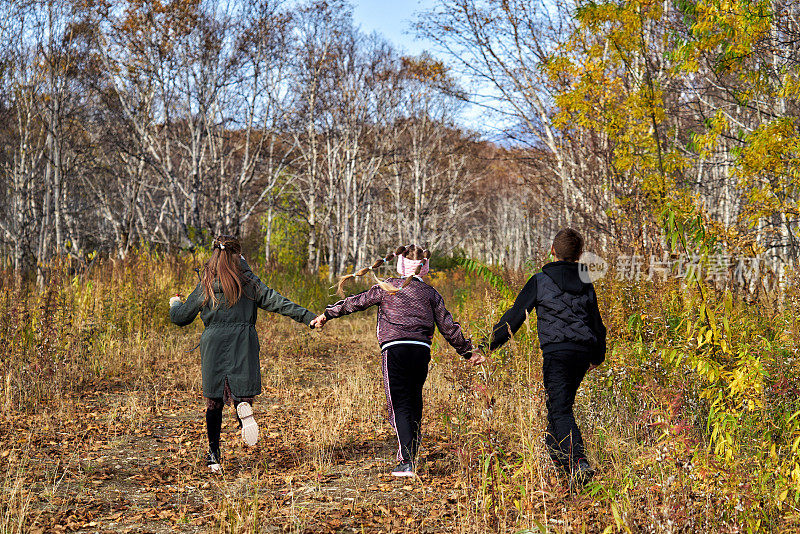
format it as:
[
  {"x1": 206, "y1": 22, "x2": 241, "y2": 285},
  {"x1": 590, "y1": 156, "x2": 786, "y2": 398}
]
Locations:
[{"x1": 552, "y1": 228, "x2": 584, "y2": 262}]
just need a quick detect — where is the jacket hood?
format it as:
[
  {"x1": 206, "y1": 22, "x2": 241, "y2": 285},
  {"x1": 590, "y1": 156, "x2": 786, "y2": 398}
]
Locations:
[{"x1": 542, "y1": 261, "x2": 588, "y2": 294}]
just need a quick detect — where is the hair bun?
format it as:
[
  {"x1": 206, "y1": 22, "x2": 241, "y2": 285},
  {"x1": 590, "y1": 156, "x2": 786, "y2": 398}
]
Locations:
[{"x1": 212, "y1": 235, "x2": 241, "y2": 254}]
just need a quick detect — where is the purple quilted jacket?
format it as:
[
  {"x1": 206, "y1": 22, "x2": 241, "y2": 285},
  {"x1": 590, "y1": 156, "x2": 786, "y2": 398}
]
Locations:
[{"x1": 324, "y1": 277, "x2": 474, "y2": 358}]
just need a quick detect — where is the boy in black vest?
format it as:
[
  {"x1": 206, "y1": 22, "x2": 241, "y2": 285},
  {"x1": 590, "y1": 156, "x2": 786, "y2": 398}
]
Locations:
[{"x1": 480, "y1": 228, "x2": 606, "y2": 486}]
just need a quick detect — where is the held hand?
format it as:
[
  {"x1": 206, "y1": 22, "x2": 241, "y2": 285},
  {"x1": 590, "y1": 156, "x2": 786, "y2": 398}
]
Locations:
[
  {"x1": 310, "y1": 314, "x2": 327, "y2": 329},
  {"x1": 468, "y1": 350, "x2": 487, "y2": 366}
]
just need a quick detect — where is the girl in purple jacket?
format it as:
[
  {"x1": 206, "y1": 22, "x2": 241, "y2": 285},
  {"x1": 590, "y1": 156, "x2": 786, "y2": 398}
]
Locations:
[{"x1": 311, "y1": 245, "x2": 484, "y2": 477}]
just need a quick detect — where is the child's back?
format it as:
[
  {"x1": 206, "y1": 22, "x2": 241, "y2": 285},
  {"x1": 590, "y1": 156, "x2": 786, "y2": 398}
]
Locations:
[
  {"x1": 482, "y1": 229, "x2": 606, "y2": 486},
  {"x1": 317, "y1": 245, "x2": 475, "y2": 477},
  {"x1": 487, "y1": 260, "x2": 605, "y2": 361},
  {"x1": 171, "y1": 257, "x2": 315, "y2": 399},
  {"x1": 169, "y1": 236, "x2": 316, "y2": 471},
  {"x1": 326, "y1": 276, "x2": 471, "y2": 355}
]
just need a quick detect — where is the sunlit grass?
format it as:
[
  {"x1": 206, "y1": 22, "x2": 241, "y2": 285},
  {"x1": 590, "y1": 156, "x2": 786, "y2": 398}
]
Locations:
[{"x1": 1, "y1": 254, "x2": 799, "y2": 531}]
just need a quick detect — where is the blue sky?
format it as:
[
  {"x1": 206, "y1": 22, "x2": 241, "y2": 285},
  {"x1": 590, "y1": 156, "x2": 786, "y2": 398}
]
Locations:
[
  {"x1": 350, "y1": 0, "x2": 437, "y2": 56},
  {"x1": 351, "y1": 0, "x2": 491, "y2": 133},
  {"x1": 281, "y1": 1, "x2": 496, "y2": 134}
]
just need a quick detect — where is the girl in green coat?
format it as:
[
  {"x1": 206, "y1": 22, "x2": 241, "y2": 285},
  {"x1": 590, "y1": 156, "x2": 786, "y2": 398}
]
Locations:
[{"x1": 170, "y1": 235, "x2": 317, "y2": 472}]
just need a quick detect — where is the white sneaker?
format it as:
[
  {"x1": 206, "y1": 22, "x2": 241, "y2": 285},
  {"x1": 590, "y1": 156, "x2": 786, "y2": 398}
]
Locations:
[
  {"x1": 207, "y1": 449, "x2": 222, "y2": 473},
  {"x1": 236, "y1": 402, "x2": 258, "y2": 446}
]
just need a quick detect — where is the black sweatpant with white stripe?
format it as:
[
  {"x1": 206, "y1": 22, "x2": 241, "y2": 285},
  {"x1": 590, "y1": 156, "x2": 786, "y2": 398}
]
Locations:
[{"x1": 381, "y1": 343, "x2": 431, "y2": 464}]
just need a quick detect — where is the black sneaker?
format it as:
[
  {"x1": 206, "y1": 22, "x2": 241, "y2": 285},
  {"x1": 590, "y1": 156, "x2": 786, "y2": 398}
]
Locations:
[
  {"x1": 207, "y1": 448, "x2": 222, "y2": 473},
  {"x1": 571, "y1": 459, "x2": 595, "y2": 487},
  {"x1": 391, "y1": 461, "x2": 415, "y2": 477}
]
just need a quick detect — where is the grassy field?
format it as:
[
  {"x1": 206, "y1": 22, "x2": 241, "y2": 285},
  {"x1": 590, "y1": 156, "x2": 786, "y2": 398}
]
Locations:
[{"x1": 1, "y1": 253, "x2": 799, "y2": 533}]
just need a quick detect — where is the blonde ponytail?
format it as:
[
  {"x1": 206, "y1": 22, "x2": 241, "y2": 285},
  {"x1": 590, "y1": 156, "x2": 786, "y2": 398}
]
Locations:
[
  {"x1": 335, "y1": 245, "x2": 431, "y2": 297},
  {"x1": 335, "y1": 246, "x2": 410, "y2": 297}
]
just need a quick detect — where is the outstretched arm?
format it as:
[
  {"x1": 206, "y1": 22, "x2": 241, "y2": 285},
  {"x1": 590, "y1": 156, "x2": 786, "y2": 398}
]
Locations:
[
  {"x1": 324, "y1": 285, "x2": 384, "y2": 320},
  {"x1": 432, "y1": 292, "x2": 474, "y2": 359},
  {"x1": 481, "y1": 275, "x2": 539, "y2": 352},
  {"x1": 170, "y1": 283, "x2": 202, "y2": 326},
  {"x1": 237, "y1": 260, "x2": 315, "y2": 326},
  {"x1": 587, "y1": 286, "x2": 607, "y2": 366},
  {"x1": 256, "y1": 283, "x2": 316, "y2": 326}
]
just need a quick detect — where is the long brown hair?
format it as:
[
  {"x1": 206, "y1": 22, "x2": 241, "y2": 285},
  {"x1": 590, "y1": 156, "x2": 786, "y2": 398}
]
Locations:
[
  {"x1": 201, "y1": 235, "x2": 244, "y2": 308},
  {"x1": 336, "y1": 244, "x2": 431, "y2": 297}
]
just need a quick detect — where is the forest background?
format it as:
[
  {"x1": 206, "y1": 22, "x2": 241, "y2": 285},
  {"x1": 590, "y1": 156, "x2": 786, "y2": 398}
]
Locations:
[{"x1": 2, "y1": 0, "x2": 800, "y2": 280}]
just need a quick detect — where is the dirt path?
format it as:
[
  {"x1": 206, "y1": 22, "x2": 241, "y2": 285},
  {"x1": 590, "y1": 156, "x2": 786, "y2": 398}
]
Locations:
[{"x1": 6, "y1": 323, "x2": 487, "y2": 533}]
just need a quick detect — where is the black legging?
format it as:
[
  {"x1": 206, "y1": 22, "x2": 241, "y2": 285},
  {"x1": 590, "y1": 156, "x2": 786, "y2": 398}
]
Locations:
[
  {"x1": 206, "y1": 406, "x2": 223, "y2": 453},
  {"x1": 542, "y1": 351, "x2": 591, "y2": 470},
  {"x1": 382, "y1": 343, "x2": 431, "y2": 463},
  {"x1": 205, "y1": 378, "x2": 254, "y2": 452}
]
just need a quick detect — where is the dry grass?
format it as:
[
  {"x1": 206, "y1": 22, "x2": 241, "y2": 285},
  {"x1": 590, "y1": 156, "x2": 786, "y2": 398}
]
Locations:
[
  {"x1": 1, "y1": 256, "x2": 799, "y2": 532},
  {"x1": 1, "y1": 449, "x2": 35, "y2": 534}
]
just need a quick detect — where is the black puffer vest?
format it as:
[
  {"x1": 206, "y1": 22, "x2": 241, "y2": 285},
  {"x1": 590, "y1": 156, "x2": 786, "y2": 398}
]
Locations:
[{"x1": 535, "y1": 261, "x2": 601, "y2": 354}]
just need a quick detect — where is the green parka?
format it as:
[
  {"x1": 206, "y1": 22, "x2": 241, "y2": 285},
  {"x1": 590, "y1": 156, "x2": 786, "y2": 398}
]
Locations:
[{"x1": 170, "y1": 258, "x2": 315, "y2": 398}]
